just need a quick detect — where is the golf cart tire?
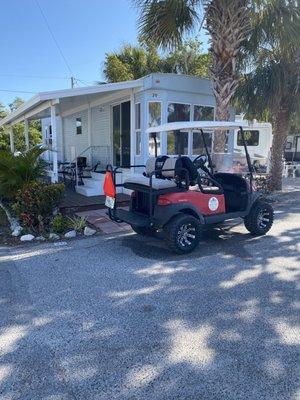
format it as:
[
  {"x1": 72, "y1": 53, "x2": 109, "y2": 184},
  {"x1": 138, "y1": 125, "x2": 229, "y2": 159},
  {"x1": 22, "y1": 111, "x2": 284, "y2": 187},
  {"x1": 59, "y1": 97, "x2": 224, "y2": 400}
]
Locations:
[
  {"x1": 131, "y1": 225, "x2": 157, "y2": 236},
  {"x1": 164, "y1": 214, "x2": 201, "y2": 254},
  {"x1": 244, "y1": 200, "x2": 274, "y2": 236}
]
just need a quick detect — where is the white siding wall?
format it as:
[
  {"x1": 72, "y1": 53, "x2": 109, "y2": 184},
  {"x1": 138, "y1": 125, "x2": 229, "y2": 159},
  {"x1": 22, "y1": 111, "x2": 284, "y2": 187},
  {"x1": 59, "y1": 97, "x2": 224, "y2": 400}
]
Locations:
[
  {"x1": 91, "y1": 104, "x2": 110, "y2": 147},
  {"x1": 62, "y1": 110, "x2": 89, "y2": 161}
]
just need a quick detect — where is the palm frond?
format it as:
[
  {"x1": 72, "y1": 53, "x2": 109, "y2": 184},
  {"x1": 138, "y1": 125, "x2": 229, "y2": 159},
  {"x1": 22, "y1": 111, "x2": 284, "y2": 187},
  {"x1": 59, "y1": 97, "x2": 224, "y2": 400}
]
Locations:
[
  {"x1": 0, "y1": 146, "x2": 47, "y2": 199},
  {"x1": 246, "y1": 0, "x2": 300, "y2": 57},
  {"x1": 135, "y1": 0, "x2": 201, "y2": 48}
]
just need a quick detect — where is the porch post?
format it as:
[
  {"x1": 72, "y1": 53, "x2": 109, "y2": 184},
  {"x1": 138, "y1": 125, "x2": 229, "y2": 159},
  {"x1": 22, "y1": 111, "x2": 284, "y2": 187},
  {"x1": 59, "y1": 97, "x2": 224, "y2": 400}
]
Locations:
[
  {"x1": 9, "y1": 126, "x2": 14, "y2": 153},
  {"x1": 130, "y1": 89, "x2": 135, "y2": 168},
  {"x1": 24, "y1": 118, "x2": 29, "y2": 150},
  {"x1": 50, "y1": 103, "x2": 58, "y2": 183},
  {"x1": 87, "y1": 104, "x2": 92, "y2": 165}
]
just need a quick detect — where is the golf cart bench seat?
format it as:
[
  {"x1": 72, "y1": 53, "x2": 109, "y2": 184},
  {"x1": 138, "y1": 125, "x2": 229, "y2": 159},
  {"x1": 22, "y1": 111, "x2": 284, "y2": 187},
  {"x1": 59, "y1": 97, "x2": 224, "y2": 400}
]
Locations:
[
  {"x1": 124, "y1": 157, "x2": 179, "y2": 191},
  {"x1": 124, "y1": 174, "x2": 177, "y2": 190}
]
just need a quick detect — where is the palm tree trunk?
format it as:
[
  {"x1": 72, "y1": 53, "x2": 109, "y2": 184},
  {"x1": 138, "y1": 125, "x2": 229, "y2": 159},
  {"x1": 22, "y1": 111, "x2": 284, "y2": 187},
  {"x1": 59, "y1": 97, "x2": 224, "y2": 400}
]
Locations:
[
  {"x1": 205, "y1": 0, "x2": 250, "y2": 153},
  {"x1": 269, "y1": 109, "x2": 289, "y2": 191},
  {"x1": 213, "y1": 96, "x2": 230, "y2": 152},
  {"x1": 0, "y1": 200, "x2": 20, "y2": 233}
]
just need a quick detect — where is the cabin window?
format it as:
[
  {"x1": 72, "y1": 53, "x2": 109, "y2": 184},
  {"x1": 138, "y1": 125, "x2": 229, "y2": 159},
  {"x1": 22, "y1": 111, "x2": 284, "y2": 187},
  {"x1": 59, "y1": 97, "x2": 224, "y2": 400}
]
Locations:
[
  {"x1": 148, "y1": 102, "x2": 161, "y2": 156},
  {"x1": 135, "y1": 103, "x2": 141, "y2": 155},
  {"x1": 135, "y1": 103, "x2": 141, "y2": 130},
  {"x1": 167, "y1": 103, "x2": 190, "y2": 155},
  {"x1": 193, "y1": 131, "x2": 212, "y2": 155},
  {"x1": 194, "y1": 105, "x2": 214, "y2": 121},
  {"x1": 237, "y1": 130, "x2": 259, "y2": 146},
  {"x1": 167, "y1": 131, "x2": 188, "y2": 155},
  {"x1": 168, "y1": 103, "x2": 190, "y2": 122},
  {"x1": 76, "y1": 118, "x2": 82, "y2": 135},
  {"x1": 148, "y1": 102, "x2": 161, "y2": 127}
]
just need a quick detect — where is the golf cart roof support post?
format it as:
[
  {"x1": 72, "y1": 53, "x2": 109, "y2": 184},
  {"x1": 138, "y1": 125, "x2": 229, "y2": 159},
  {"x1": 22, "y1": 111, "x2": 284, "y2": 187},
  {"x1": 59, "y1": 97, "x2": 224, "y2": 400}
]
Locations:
[
  {"x1": 239, "y1": 126, "x2": 253, "y2": 190},
  {"x1": 150, "y1": 132, "x2": 158, "y2": 158},
  {"x1": 200, "y1": 129, "x2": 214, "y2": 175}
]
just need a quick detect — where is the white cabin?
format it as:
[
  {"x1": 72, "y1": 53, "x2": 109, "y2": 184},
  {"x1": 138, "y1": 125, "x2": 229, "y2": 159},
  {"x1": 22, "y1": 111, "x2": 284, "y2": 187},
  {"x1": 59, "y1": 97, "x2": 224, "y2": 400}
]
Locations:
[{"x1": 1, "y1": 73, "x2": 238, "y2": 196}]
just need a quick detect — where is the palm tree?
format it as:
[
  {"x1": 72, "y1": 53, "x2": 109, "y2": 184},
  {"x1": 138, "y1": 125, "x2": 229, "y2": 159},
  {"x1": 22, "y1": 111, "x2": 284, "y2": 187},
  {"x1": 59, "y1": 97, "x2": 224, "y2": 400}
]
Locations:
[
  {"x1": 134, "y1": 0, "x2": 250, "y2": 151},
  {"x1": 236, "y1": 0, "x2": 300, "y2": 190}
]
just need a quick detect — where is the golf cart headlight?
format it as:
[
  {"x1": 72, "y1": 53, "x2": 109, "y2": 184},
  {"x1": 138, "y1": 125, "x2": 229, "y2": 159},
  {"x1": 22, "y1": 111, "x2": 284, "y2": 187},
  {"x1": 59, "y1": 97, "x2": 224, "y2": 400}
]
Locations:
[{"x1": 158, "y1": 197, "x2": 172, "y2": 206}]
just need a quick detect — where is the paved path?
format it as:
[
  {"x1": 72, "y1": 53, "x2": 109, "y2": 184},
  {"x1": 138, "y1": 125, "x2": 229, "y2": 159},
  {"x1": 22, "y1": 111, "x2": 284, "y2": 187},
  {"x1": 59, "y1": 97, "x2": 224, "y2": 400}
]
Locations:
[{"x1": 0, "y1": 192, "x2": 299, "y2": 400}]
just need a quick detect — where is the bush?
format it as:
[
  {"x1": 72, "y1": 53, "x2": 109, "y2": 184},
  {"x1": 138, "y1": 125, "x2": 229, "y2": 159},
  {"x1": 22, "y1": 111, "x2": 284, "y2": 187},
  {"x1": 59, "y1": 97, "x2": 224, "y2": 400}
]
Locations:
[
  {"x1": 67, "y1": 216, "x2": 87, "y2": 232},
  {"x1": 0, "y1": 147, "x2": 47, "y2": 200},
  {"x1": 13, "y1": 182, "x2": 65, "y2": 233},
  {"x1": 254, "y1": 175, "x2": 271, "y2": 195},
  {"x1": 51, "y1": 214, "x2": 70, "y2": 234}
]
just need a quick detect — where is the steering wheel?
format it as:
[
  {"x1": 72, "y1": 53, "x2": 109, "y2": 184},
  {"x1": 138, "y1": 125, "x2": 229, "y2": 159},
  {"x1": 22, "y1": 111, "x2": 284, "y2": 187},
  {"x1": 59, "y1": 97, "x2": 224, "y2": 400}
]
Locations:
[{"x1": 193, "y1": 154, "x2": 208, "y2": 170}]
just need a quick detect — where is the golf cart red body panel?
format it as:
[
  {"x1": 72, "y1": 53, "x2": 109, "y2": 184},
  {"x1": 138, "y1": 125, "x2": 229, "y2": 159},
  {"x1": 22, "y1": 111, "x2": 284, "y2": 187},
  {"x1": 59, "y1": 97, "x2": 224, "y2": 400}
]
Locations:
[{"x1": 157, "y1": 191, "x2": 226, "y2": 215}]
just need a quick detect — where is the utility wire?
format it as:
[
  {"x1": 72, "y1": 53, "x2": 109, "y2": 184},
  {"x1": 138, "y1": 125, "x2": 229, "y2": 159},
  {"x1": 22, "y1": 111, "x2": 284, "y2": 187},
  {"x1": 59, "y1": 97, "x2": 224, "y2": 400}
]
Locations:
[
  {"x1": 0, "y1": 73, "x2": 70, "y2": 80},
  {"x1": 74, "y1": 78, "x2": 92, "y2": 87},
  {"x1": 0, "y1": 89, "x2": 37, "y2": 94},
  {"x1": 35, "y1": 0, "x2": 74, "y2": 77}
]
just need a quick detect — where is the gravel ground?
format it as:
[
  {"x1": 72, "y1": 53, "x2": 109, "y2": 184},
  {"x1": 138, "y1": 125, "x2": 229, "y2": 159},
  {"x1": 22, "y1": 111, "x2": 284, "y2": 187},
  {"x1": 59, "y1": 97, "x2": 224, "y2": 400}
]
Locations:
[{"x1": 0, "y1": 191, "x2": 299, "y2": 400}]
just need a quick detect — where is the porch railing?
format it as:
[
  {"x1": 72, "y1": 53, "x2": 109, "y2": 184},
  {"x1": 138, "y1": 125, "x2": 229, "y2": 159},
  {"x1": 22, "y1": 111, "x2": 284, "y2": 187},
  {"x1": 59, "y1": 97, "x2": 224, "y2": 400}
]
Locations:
[{"x1": 67, "y1": 145, "x2": 111, "y2": 186}]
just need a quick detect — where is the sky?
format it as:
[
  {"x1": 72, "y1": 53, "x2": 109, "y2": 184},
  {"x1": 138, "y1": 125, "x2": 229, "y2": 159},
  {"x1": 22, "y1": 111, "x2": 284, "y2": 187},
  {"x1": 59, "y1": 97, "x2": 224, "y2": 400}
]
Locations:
[{"x1": 0, "y1": 0, "x2": 208, "y2": 108}]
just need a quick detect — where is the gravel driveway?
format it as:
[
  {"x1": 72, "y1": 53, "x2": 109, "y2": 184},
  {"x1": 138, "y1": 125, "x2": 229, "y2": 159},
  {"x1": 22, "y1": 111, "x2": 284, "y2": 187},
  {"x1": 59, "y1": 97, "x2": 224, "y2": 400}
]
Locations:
[{"x1": 0, "y1": 192, "x2": 299, "y2": 400}]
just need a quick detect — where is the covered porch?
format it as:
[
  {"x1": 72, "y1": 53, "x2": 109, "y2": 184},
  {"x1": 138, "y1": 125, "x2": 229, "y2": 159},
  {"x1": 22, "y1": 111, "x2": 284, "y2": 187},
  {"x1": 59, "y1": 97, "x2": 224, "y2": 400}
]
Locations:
[{"x1": 0, "y1": 79, "x2": 142, "y2": 187}]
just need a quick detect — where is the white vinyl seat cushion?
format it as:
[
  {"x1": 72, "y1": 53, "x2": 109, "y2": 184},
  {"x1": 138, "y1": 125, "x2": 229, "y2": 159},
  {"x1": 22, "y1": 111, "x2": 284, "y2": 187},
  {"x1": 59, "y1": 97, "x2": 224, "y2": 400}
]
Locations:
[
  {"x1": 190, "y1": 184, "x2": 220, "y2": 192},
  {"x1": 124, "y1": 174, "x2": 177, "y2": 189}
]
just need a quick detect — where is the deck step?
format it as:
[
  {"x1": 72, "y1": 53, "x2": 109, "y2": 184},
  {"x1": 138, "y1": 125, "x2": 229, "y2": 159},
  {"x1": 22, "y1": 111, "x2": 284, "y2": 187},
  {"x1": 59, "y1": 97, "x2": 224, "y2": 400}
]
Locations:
[
  {"x1": 75, "y1": 185, "x2": 103, "y2": 197},
  {"x1": 82, "y1": 178, "x2": 102, "y2": 188}
]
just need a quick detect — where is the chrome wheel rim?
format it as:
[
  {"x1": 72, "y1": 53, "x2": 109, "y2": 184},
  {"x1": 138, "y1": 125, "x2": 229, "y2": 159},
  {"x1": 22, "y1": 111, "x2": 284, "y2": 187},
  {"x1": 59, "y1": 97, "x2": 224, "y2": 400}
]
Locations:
[
  {"x1": 177, "y1": 223, "x2": 196, "y2": 247},
  {"x1": 257, "y1": 209, "x2": 271, "y2": 229}
]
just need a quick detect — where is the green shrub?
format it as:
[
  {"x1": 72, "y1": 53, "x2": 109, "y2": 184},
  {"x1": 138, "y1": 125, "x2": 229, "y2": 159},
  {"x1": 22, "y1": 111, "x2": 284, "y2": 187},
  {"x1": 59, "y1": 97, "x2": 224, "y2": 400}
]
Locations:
[
  {"x1": 0, "y1": 207, "x2": 8, "y2": 228},
  {"x1": 13, "y1": 182, "x2": 65, "y2": 232},
  {"x1": 67, "y1": 216, "x2": 87, "y2": 232},
  {"x1": 51, "y1": 214, "x2": 71, "y2": 234},
  {"x1": 0, "y1": 146, "x2": 47, "y2": 200}
]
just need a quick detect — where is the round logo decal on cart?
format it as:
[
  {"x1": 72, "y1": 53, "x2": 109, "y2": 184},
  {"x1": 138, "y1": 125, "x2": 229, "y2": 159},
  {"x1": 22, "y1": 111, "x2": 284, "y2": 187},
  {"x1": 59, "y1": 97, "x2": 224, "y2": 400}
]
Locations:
[{"x1": 208, "y1": 196, "x2": 219, "y2": 211}]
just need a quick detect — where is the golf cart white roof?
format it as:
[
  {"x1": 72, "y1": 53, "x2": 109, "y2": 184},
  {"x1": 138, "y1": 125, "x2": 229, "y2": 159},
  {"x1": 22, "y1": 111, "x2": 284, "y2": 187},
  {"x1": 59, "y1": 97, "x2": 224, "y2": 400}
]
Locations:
[{"x1": 147, "y1": 121, "x2": 251, "y2": 134}]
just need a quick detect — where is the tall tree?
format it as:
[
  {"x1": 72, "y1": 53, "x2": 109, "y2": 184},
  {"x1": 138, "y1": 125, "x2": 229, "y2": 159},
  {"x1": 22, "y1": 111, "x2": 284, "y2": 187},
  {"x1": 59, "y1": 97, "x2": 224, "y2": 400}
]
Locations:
[
  {"x1": 134, "y1": 0, "x2": 250, "y2": 151},
  {"x1": 0, "y1": 98, "x2": 42, "y2": 152},
  {"x1": 236, "y1": 0, "x2": 300, "y2": 190},
  {"x1": 103, "y1": 39, "x2": 211, "y2": 82},
  {"x1": 164, "y1": 39, "x2": 212, "y2": 77}
]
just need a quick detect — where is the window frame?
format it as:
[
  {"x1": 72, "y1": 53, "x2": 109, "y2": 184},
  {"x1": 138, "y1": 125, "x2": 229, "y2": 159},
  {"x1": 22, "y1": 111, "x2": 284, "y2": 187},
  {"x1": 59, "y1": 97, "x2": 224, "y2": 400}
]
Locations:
[
  {"x1": 167, "y1": 101, "x2": 191, "y2": 123},
  {"x1": 76, "y1": 117, "x2": 82, "y2": 135},
  {"x1": 166, "y1": 101, "x2": 191, "y2": 156},
  {"x1": 193, "y1": 104, "x2": 215, "y2": 122},
  {"x1": 147, "y1": 100, "x2": 162, "y2": 156},
  {"x1": 135, "y1": 102, "x2": 141, "y2": 156},
  {"x1": 192, "y1": 104, "x2": 215, "y2": 155},
  {"x1": 237, "y1": 130, "x2": 260, "y2": 147}
]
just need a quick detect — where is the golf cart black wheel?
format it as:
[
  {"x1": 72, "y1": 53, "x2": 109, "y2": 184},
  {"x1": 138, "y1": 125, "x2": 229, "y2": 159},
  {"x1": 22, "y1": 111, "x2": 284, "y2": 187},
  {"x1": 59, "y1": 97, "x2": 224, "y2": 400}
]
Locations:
[
  {"x1": 164, "y1": 214, "x2": 201, "y2": 254},
  {"x1": 244, "y1": 201, "x2": 274, "y2": 236},
  {"x1": 131, "y1": 225, "x2": 157, "y2": 236}
]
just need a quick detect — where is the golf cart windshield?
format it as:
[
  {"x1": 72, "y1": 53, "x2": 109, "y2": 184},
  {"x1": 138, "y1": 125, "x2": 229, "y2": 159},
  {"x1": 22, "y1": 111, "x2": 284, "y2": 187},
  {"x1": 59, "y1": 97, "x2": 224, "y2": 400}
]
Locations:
[
  {"x1": 211, "y1": 153, "x2": 249, "y2": 174},
  {"x1": 146, "y1": 121, "x2": 253, "y2": 175}
]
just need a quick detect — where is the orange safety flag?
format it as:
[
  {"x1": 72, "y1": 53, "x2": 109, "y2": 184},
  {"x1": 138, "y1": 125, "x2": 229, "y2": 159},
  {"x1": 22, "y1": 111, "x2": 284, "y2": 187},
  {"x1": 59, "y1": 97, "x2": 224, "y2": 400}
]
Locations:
[{"x1": 103, "y1": 171, "x2": 116, "y2": 198}]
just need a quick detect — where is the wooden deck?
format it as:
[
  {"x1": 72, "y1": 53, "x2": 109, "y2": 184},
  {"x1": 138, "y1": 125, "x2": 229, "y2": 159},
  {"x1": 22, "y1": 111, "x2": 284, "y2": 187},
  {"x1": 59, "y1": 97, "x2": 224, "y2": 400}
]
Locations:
[{"x1": 60, "y1": 187, "x2": 130, "y2": 212}]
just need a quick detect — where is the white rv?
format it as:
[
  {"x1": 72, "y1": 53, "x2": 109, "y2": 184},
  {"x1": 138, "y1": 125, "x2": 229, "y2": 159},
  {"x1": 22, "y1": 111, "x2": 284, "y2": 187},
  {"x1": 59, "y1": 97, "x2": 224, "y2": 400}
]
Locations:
[
  {"x1": 234, "y1": 116, "x2": 272, "y2": 172},
  {"x1": 283, "y1": 134, "x2": 300, "y2": 177}
]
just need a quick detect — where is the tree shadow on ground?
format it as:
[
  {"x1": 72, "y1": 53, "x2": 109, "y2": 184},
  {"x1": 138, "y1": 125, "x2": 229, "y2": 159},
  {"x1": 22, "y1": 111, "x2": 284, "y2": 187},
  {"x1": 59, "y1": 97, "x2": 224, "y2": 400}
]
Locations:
[{"x1": 0, "y1": 196, "x2": 299, "y2": 399}]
